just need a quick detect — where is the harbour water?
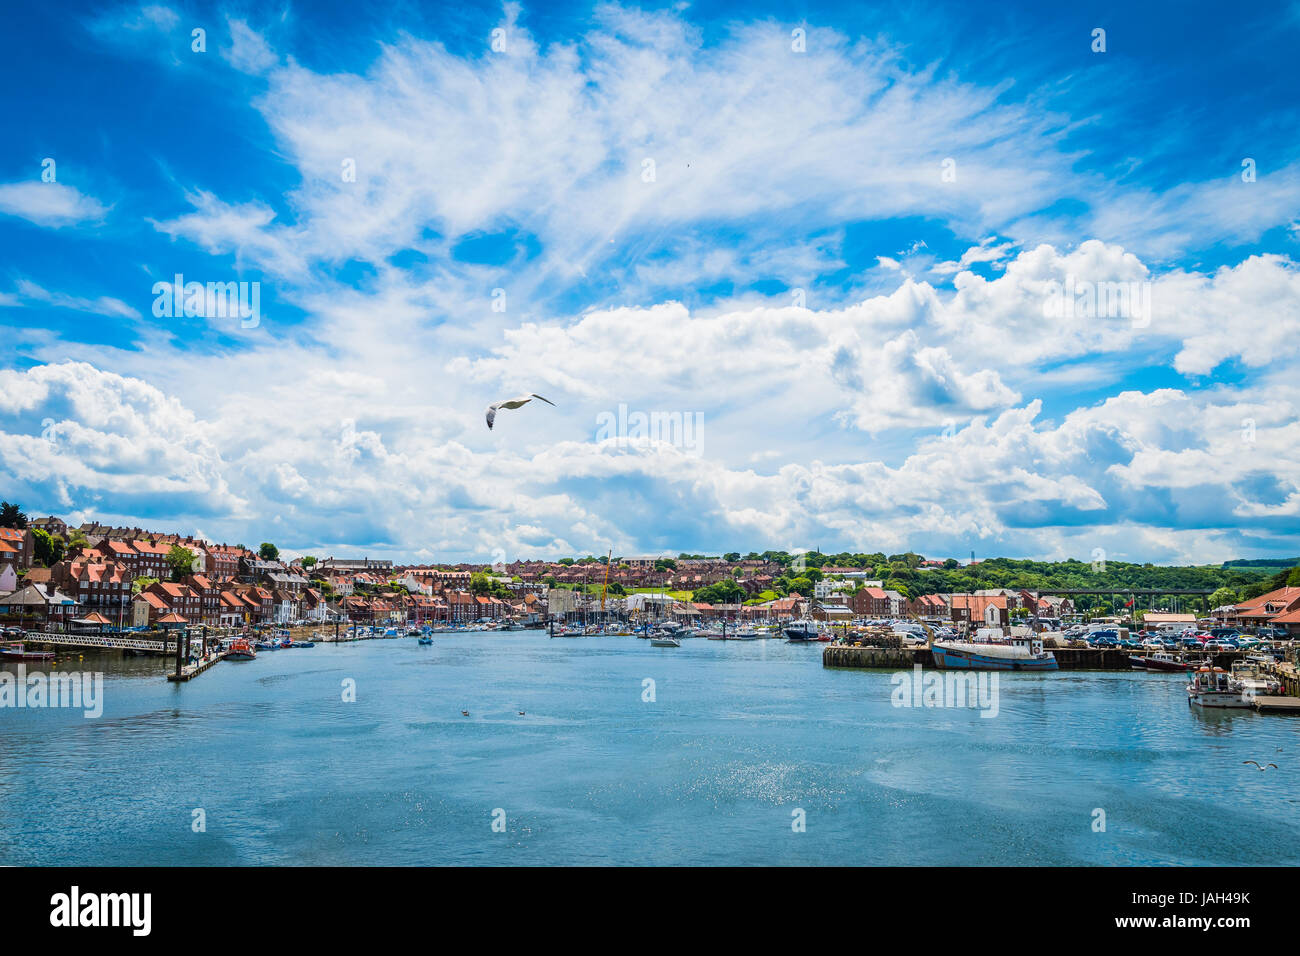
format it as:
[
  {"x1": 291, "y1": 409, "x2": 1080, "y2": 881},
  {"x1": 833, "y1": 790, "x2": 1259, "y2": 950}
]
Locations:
[{"x1": 3, "y1": 631, "x2": 1297, "y2": 866}]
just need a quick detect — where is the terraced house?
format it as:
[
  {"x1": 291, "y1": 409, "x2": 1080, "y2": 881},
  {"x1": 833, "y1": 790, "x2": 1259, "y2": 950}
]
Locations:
[{"x1": 52, "y1": 557, "x2": 133, "y2": 623}]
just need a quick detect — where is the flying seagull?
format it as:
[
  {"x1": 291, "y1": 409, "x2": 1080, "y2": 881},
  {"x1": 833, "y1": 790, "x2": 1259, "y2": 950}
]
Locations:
[
  {"x1": 486, "y1": 393, "x2": 555, "y2": 430},
  {"x1": 1243, "y1": 761, "x2": 1279, "y2": 771}
]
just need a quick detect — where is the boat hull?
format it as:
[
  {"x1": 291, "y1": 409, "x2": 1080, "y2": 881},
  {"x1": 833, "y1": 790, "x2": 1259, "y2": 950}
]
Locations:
[
  {"x1": 931, "y1": 645, "x2": 1058, "y2": 671},
  {"x1": 1187, "y1": 691, "x2": 1253, "y2": 709},
  {"x1": 1132, "y1": 656, "x2": 1190, "y2": 672}
]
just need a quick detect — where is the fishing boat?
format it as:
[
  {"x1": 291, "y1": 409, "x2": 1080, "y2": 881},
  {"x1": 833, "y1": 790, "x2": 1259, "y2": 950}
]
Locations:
[
  {"x1": 225, "y1": 638, "x2": 256, "y2": 661},
  {"x1": 1229, "y1": 660, "x2": 1281, "y2": 696},
  {"x1": 0, "y1": 641, "x2": 55, "y2": 662},
  {"x1": 1129, "y1": 651, "x2": 1190, "y2": 672},
  {"x1": 784, "y1": 620, "x2": 821, "y2": 642},
  {"x1": 417, "y1": 635, "x2": 434, "y2": 645},
  {"x1": 1187, "y1": 666, "x2": 1252, "y2": 709},
  {"x1": 931, "y1": 632, "x2": 1058, "y2": 671}
]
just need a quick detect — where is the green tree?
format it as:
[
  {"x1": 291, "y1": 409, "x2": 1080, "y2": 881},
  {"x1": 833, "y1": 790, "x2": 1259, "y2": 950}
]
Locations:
[
  {"x1": 883, "y1": 579, "x2": 911, "y2": 599},
  {"x1": 694, "y1": 578, "x2": 745, "y2": 604},
  {"x1": 786, "y1": 575, "x2": 813, "y2": 597},
  {"x1": 301, "y1": 555, "x2": 317, "y2": 569},
  {"x1": 132, "y1": 576, "x2": 159, "y2": 595},
  {"x1": 166, "y1": 545, "x2": 196, "y2": 581},
  {"x1": 0, "y1": 501, "x2": 27, "y2": 529},
  {"x1": 1207, "y1": 586, "x2": 1240, "y2": 608},
  {"x1": 723, "y1": 552, "x2": 740, "y2": 562},
  {"x1": 31, "y1": 528, "x2": 63, "y2": 566},
  {"x1": 259, "y1": 542, "x2": 279, "y2": 561}
]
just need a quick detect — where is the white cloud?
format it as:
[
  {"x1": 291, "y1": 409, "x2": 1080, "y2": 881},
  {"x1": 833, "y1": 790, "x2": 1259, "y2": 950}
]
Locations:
[
  {"x1": 0, "y1": 182, "x2": 108, "y2": 227},
  {"x1": 10, "y1": 280, "x2": 140, "y2": 319}
]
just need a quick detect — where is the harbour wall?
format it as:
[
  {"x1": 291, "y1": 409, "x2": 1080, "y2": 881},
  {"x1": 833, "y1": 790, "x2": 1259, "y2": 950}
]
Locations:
[{"x1": 822, "y1": 645, "x2": 1253, "y2": 671}]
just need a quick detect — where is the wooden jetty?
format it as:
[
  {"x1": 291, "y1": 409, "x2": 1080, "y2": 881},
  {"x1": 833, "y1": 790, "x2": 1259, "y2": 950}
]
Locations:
[
  {"x1": 166, "y1": 651, "x2": 228, "y2": 682},
  {"x1": 1251, "y1": 696, "x2": 1300, "y2": 713}
]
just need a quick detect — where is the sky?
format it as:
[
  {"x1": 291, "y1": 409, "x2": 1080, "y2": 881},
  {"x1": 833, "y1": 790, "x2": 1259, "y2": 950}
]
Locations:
[{"x1": 0, "y1": 0, "x2": 1298, "y2": 565}]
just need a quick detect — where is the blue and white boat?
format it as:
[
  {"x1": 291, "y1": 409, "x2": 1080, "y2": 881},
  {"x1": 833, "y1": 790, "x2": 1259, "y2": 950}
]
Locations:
[{"x1": 932, "y1": 632, "x2": 1058, "y2": 671}]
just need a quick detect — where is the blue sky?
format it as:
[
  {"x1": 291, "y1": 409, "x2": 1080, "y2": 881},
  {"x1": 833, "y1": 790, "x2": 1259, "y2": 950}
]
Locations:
[{"x1": 1, "y1": 0, "x2": 1298, "y2": 564}]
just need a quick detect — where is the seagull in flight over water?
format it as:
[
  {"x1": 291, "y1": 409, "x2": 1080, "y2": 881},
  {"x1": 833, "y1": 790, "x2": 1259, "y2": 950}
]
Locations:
[
  {"x1": 1243, "y1": 761, "x2": 1279, "y2": 771},
  {"x1": 485, "y1": 393, "x2": 555, "y2": 430}
]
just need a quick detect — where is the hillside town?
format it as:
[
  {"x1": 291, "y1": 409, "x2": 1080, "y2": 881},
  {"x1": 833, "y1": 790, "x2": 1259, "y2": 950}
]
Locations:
[{"x1": 1, "y1": 509, "x2": 1297, "y2": 637}]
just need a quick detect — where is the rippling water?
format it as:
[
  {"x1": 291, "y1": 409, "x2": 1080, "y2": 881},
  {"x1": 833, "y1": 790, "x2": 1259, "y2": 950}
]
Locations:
[{"x1": 3, "y1": 631, "x2": 1297, "y2": 865}]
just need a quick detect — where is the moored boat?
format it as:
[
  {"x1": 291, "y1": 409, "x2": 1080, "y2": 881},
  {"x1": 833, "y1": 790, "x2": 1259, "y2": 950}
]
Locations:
[
  {"x1": 1229, "y1": 660, "x2": 1281, "y2": 697},
  {"x1": 0, "y1": 642, "x2": 56, "y2": 662},
  {"x1": 649, "y1": 635, "x2": 681, "y2": 647},
  {"x1": 932, "y1": 633, "x2": 1058, "y2": 671},
  {"x1": 1130, "y1": 652, "x2": 1190, "y2": 672},
  {"x1": 1187, "y1": 666, "x2": 1252, "y2": 709},
  {"x1": 226, "y1": 638, "x2": 256, "y2": 661},
  {"x1": 784, "y1": 620, "x2": 821, "y2": 642}
]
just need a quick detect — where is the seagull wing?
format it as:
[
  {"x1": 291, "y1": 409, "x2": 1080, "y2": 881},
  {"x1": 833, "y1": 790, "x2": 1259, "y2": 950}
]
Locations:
[
  {"x1": 530, "y1": 394, "x2": 556, "y2": 406},
  {"x1": 1268, "y1": 763, "x2": 1279, "y2": 769},
  {"x1": 1244, "y1": 761, "x2": 1260, "y2": 768}
]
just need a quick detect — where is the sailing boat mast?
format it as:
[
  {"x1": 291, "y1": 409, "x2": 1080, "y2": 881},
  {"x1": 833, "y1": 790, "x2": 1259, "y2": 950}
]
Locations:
[{"x1": 600, "y1": 548, "x2": 612, "y2": 621}]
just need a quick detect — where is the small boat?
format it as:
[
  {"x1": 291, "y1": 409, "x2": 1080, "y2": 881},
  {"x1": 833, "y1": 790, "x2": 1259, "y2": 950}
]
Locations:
[
  {"x1": 0, "y1": 642, "x2": 55, "y2": 662},
  {"x1": 225, "y1": 638, "x2": 257, "y2": 661},
  {"x1": 1187, "y1": 666, "x2": 1253, "y2": 709},
  {"x1": 254, "y1": 640, "x2": 277, "y2": 650},
  {"x1": 418, "y1": 636, "x2": 434, "y2": 645},
  {"x1": 932, "y1": 633, "x2": 1059, "y2": 671},
  {"x1": 291, "y1": 640, "x2": 315, "y2": 648},
  {"x1": 1230, "y1": 660, "x2": 1281, "y2": 697},
  {"x1": 650, "y1": 636, "x2": 681, "y2": 647},
  {"x1": 784, "y1": 620, "x2": 821, "y2": 642},
  {"x1": 1130, "y1": 652, "x2": 1190, "y2": 672}
]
